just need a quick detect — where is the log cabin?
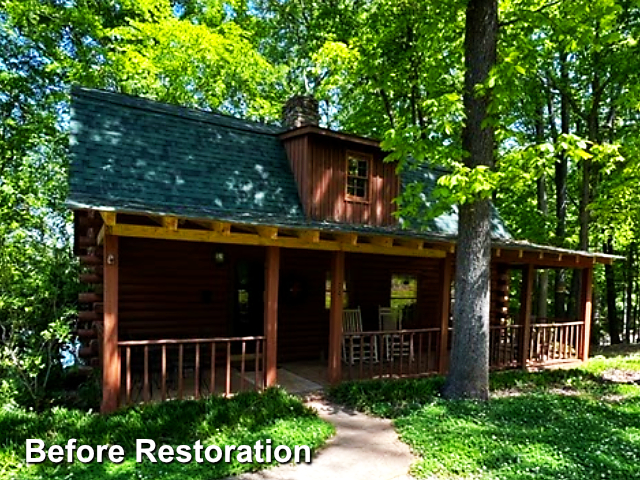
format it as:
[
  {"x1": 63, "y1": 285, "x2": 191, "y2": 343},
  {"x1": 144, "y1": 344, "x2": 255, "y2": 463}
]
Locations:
[{"x1": 67, "y1": 87, "x2": 616, "y2": 412}]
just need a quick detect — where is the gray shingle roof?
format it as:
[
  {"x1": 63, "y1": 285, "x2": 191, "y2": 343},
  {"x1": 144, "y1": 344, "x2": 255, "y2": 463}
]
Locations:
[
  {"x1": 68, "y1": 87, "x2": 303, "y2": 223},
  {"x1": 67, "y1": 87, "x2": 511, "y2": 241}
]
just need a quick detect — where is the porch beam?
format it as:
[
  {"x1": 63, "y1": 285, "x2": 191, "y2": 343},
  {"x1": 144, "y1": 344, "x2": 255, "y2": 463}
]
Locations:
[
  {"x1": 438, "y1": 255, "x2": 453, "y2": 374},
  {"x1": 296, "y1": 230, "x2": 320, "y2": 243},
  {"x1": 108, "y1": 223, "x2": 447, "y2": 259},
  {"x1": 256, "y1": 226, "x2": 278, "y2": 240},
  {"x1": 519, "y1": 264, "x2": 535, "y2": 369},
  {"x1": 369, "y1": 236, "x2": 393, "y2": 248},
  {"x1": 100, "y1": 211, "x2": 117, "y2": 227},
  {"x1": 335, "y1": 233, "x2": 358, "y2": 245},
  {"x1": 102, "y1": 233, "x2": 120, "y2": 413},
  {"x1": 161, "y1": 216, "x2": 178, "y2": 231},
  {"x1": 264, "y1": 246, "x2": 280, "y2": 388},
  {"x1": 580, "y1": 267, "x2": 594, "y2": 360},
  {"x1": 328, "y1": 251, "x2": 345, "y2": 385},
  {"x1": 396, "y1": 239, "x2": 424, "y2": 250},
  {"x1": 492, "y1": 248, "x2": 602, "y2": 268}
]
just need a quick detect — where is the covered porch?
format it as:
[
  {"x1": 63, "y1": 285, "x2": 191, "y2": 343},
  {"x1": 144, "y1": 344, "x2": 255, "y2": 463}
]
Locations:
[{"x1": 74, "y1": 210, "x2": 608, "y2": 412}]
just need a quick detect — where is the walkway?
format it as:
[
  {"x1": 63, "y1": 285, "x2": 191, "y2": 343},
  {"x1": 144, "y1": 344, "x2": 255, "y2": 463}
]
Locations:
[{"x1": 229, "y1": 397, "x2": 415, "y2": 480}]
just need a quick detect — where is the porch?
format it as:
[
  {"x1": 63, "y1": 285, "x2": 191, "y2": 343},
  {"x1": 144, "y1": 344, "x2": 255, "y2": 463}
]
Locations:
[{"x1": 77, "y1": 212, "x2": 603, "y2": 412}]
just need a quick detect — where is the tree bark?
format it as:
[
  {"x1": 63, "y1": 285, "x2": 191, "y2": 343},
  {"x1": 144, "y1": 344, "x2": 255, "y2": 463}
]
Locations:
[{"x1": 442, "y1": 0, "x2": 497, "y2": 401}]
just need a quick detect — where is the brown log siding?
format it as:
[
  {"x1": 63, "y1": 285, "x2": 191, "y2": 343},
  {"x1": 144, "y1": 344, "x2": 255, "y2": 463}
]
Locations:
[{"x1": 115, "y1": 238, "x2": 447, "y2": 363}]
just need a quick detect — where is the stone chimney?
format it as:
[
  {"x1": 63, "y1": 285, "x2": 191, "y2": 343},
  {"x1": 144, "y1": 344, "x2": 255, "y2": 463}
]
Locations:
[{"x1": 282, "y1": 95, "x2": 320, "y2": 129}]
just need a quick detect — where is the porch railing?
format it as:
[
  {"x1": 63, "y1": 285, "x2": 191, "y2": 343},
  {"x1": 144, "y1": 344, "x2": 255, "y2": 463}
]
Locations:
[
  {"x1": 117, "y1": 336, "x2": 264, "y2": 405},
  {"x1": 528, "y1": 321, "x2": 584, "y2": 364},
  {"x1": 489, "y1": 324, "x2": 522, "y2": 369},
  {"x1": 342, "y1": 328, "x2": 440, "y2": 381}
]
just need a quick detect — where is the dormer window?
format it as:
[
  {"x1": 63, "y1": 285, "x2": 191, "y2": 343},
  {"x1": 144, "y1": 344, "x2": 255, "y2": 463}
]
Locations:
[{"x1": 346, "y1": 152, "x2": 371, "y2": 201}]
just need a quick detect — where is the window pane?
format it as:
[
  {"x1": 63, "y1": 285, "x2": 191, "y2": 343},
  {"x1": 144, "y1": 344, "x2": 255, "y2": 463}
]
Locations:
[
  {"x1": 348, "y1": 158, "x2": 359, "y2": 175},
  {"x1": 357, "y1": 160, "x2": 367, "y2": 177},
  {"x1": 391, "y1": 274, "x2": 418, "y2": 323}
]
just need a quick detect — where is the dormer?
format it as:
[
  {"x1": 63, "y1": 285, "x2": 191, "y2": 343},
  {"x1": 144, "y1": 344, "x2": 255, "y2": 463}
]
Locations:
[{"x1": 280, "y1": 96, "x2": 398, "y2": 226}]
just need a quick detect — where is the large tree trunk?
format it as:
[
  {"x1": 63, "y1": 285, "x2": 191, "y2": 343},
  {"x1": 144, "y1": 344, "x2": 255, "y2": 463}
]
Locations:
[
  {"x1": 604, "y1": 236, "x2": 622, "y2": 344},
  {"x1": 442, "y1": 0, "x2": 497, "y2": 401}
]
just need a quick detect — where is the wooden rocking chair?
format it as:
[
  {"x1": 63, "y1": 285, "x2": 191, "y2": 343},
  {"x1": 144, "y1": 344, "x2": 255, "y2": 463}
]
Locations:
[
  {"x1": 342, "y1": 307, "x2": 379, "y2": 364},
  {"x1": 379, "y1": 306, "x2": 412, "y2": 361}
]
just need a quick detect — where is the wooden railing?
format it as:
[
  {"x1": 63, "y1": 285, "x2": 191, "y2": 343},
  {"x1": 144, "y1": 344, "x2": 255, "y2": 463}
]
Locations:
[
  {"x1": 489, "y1": 324, "x2": 522, "y2": 369},
  {"x1": 117, "y1": 336, "x2": 264, "y2": 405},
  {"x1": 342, "y1": 328, "x2": 440, "y2": 381},
  {"x1": 528, "y1": 321, "x2": 584, "y2": 364}
]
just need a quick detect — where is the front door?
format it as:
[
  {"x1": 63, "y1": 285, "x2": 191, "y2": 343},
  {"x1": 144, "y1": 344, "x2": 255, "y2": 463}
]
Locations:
[{"x1": 233, "y1": 260, "x2": 264, "y2": 337}]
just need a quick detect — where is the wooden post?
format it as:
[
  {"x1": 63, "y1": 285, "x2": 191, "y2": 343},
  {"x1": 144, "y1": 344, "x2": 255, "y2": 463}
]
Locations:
[
  {"x1": 101, "y1": 234, "x2": 120, "y2": 413},
  {"x1": 328, "y1": 251, "x2": 345, "y2": 385},
  {"x1": 438, "y1": 255, "x2": 453, "y2": 374},
  {"x1": 264, "y1": 246, "x2": 280, "y2": 387},
  {"x1": 580, "y1": 267, "x2": 594, "y2": 361},
  {"x1": 519, "y1": 264, "x2": 535, "y2": 369}
]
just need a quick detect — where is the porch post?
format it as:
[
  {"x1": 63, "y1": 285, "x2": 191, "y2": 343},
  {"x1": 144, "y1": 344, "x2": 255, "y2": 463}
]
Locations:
[
  {"x1": 580, "y1": 267, "x2": 594, "y2": 361},
  {"x1": 102, "y1": 233, "x2": 120, "y2": 413},
  {"x1": 519, "y1": 264, "x2": 535, "y2": 369},
  {"x1": 328, "y1": 251, "x2": 345, "y2": 385},
  {"x1": 264, "y1": 246, "x2": 280, "y2": 387},
  {"x1": 438, "y1": 255, "x2": 453, "y2": 374}
]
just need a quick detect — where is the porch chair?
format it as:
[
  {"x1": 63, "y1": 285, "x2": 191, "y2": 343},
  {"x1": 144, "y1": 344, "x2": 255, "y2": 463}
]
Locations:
[
  {"x1": 342, "y1": 307, "x2": 379, "y2": 365},
  {"x1": 378, "y1": 306, "x2": 412, "y2": 361}
]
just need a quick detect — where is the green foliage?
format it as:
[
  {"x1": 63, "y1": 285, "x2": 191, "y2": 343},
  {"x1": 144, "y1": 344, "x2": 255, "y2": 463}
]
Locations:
[
  {"x1": 329, "y1": 351, "x2": 640, "y2": 480},
  {"x1": 0, "y1": 388, "x2": 334, "y2": 480}
]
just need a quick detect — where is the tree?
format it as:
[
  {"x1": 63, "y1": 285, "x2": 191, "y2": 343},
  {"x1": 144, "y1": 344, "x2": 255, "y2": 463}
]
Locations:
[{"x1": 441, "y1": 0, "x2": 498, "y2": 400}]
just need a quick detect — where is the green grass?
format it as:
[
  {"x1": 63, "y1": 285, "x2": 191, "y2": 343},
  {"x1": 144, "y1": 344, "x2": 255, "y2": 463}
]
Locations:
[
  {"x1": 0, "y1": 388, "x2": 334, "y2": 480},
  {"x1": 329, "y1": 348, "x2": 640, "y2": 479}
]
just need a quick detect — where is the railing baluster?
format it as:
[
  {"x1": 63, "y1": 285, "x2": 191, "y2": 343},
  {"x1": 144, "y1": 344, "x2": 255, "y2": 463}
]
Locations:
[
  {"x1": 195, "y1": 343, "x2": 200, "y2": 399},
  {"x1": 369, "y1": 335, "x2": 374, "y2": 379},
  {"x1": 409, "y1": 332, "x2": 415, "y2": 375},
  {"x1": 240, "y1": 340, "x2": 246, "y2": 391},
  {"x1": 418, "y1": 333, "x2": 423, "y2": 375},
  {"x1": 348, "y1": 336, "x2": 353, "y2": 380},
  {"x1": 225, "y1": 341, "x2": 231, "y2": 396},
  {"x1": 161, "y1": 344, "x2": 166, "y2": 401},
  {"x1": 126, "y1": 346, "x2": 131, "y2": 405},
  {"x1": 211, "y1": 342, "x2": 216, "y2": 395},
  {"x1": 255, "y1": 339, "x2": 260, "y2": 391},
  {"x1": 359, "y1": 336, "x2": 364, "y2": 379},
  {"x1": 379, "y1": 334, "x2": 383, "y2": 378},
  {"x1": 143, "y1": 345, "x2": 149, "y2": 402},
  {"x1": 399, "y1": 333, "x2": 404, "y2": 376},
  {"x1": 390, "y1": 334, "x2": 395, "y2": 376},
  {"x1": 178, "y1": 343, "x2": 184, "y2": 400}
]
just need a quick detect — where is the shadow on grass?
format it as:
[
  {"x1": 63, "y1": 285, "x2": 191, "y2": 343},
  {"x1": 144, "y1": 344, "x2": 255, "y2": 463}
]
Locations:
[{"x1": 400, "y1": 393, "x2": 640, "y2": 479}]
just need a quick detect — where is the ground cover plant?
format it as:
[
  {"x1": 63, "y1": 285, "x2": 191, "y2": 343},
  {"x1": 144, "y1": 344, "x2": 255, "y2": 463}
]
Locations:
[
  {"x1": 329, "y1": 347, "x2": 640, "y2": 479},
  {"x1": 0, "y1": 388, "x2": 333, "y2": 480}
]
